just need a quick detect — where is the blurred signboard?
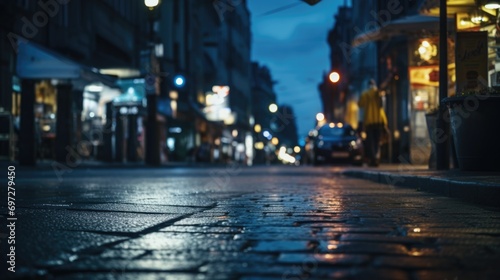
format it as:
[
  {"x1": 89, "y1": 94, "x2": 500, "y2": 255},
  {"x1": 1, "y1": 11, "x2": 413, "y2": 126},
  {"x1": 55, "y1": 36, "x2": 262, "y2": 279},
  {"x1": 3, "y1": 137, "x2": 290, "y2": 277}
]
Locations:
[
  {"x1": 455, "y1": 31, "x2": 488, "y2": 93},
  {"x1": 203, "y1": 85, "x2": 235, "y2": 124},
  {"x1": 409, "y1": 66, "x2": 439, "y2": 87}
]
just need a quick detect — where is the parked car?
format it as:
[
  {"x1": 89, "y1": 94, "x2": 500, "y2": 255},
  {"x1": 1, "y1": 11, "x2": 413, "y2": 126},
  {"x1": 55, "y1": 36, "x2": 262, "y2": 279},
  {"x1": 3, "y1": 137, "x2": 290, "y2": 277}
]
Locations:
[{"x1": 309, "y1": 123, "x2": 363, "y2": 166}]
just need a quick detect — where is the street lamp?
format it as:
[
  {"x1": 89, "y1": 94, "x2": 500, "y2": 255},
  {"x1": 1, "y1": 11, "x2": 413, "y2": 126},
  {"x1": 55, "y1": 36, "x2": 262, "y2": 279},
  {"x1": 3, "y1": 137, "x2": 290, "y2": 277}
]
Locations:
[
  {"x1": 302, "y1": 0, "x2": 321, "y2": 5},
  {"x1": 145, "y1": 0, "x2": 159, "y2": 9},
  {"x1": 173, "y1": 75, "x2": 185, "y2": 88},
  {"x1": 316, "y1": 113, "x2": 325, "y2": 122},
  {"x1": 269, "y1": 103, "x2": 278, "y2": 113},
  {"x1": 329, "y1": 71, "x2": 340, "y2": 83},
  {"x1": 316, "y1": 112, "x2": 326, "y2": 127},
  {"x1": 327, "y1": 71, "x2": 341, "y2": 123}
]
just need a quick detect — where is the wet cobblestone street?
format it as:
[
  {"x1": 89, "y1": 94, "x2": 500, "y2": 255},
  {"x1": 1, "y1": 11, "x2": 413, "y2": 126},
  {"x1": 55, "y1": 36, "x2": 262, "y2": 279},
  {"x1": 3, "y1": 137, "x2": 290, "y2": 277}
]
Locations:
[{"x1": 2, "y1": 166, "x2": 500, "y2": 279}]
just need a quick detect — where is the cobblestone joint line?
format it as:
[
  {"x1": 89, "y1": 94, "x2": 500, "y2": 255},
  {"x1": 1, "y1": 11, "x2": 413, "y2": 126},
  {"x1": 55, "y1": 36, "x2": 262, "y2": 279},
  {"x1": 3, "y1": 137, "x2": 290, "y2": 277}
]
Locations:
[{"x1": 42, "y1": 202, "x2": 224, "y2": 276}]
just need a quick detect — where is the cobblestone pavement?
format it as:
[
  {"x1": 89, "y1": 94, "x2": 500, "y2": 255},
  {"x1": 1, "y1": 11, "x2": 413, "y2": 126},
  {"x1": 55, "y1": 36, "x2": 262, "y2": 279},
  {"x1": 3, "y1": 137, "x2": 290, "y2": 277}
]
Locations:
[{"x1": 2, "y1": 165, "x2": 500, "y2": 279}]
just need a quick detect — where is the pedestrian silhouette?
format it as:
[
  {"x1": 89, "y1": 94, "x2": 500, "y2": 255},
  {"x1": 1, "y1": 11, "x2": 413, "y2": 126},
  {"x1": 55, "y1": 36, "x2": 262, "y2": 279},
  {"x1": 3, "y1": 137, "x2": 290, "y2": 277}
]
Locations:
[{"x1": 358, "y1": 79, "x2": 388, "y2": 167}]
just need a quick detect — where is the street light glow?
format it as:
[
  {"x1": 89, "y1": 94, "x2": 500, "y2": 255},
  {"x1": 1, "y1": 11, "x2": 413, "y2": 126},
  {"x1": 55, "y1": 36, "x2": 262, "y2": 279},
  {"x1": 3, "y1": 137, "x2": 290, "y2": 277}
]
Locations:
[
  {"x1": 144, "y1": 0, "x2": 159, "y2": 8},
  {"x1": 316, "y1": 113, "x2": 325, "y2": 122},
  {"x1": 263, "y1": 131, "x2": 272, "y2": 140},
  {"x1": 254, "y1": 124, "x2": 262, "y2": 133},
  {"x1": 329, "y1": 71, "x2": 340, "y2": 83},
  {"x1": 269, "y1": 103, "x2": 278, "y2": 113},
  {"x1": 174, "y1": 75, "x2": 185, "y2": 87}
]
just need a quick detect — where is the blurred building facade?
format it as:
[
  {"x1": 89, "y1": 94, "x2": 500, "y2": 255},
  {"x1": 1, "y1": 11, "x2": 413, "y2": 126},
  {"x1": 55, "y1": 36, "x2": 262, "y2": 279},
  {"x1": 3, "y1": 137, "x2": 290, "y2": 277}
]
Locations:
[
  {"x1": 322, "y1": 0, "x2": 498, "y2": 167},
  {"x1": 155, "y1": 0, "x2": 206, "y2": 162},
  {"x1": 318, "y1": 5, "x2": 353, "y2": 124},
  {"x1": 322, "y1": 0, "x2": 439, "y2": 165},
  {"x1": 200, "y1": 0, "x2": 253, "y2": 164},
  {"x1": 0, "y1": 0, "x2": 150, "y2": 165},
  {"x1": 250, "y1": 62, "x2": 299, "y2": 165},
  {"x1": 250, "y1": 62, "x2": 277, "y2": 164},
  {"x1": 1, "y1": 0, "x2": 255, "y2": 166}
]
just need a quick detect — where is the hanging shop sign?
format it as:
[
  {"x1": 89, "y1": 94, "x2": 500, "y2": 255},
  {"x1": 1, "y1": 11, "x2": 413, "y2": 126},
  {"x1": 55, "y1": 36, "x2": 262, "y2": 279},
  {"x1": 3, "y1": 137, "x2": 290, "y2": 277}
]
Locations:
[
  {"x1": 455, "y1": 31, "x2": 488, "y2": 93},
  {"x1": 409, "y1": 66, "x2": 439, "y2": 87}
]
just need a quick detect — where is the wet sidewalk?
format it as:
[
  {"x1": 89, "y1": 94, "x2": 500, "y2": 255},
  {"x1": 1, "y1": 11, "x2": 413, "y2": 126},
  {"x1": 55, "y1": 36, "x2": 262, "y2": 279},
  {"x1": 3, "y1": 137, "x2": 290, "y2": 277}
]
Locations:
[
  {"x1": 342, "y1": 164, "x2": 500, "y2": 207},
  {"x1": 4, "y1": 159, "x2": 500, "y2": 208},
  {"x1": 2, "y1": 166, "x2": 500, "y2": 279}
]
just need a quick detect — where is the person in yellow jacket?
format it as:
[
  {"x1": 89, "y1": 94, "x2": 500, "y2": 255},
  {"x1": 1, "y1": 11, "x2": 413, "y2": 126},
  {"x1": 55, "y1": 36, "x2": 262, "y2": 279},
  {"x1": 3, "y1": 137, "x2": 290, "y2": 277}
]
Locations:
[{"x1": 358, "y1": 79, "x2": 388, "y2": 167}]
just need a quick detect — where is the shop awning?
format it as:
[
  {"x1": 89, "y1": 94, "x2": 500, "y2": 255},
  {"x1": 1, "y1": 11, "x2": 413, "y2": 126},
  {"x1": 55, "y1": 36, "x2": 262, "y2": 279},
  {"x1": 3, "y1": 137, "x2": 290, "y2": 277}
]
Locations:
[
  {"x1": 16, "y1": 41, "x2": 116, "y2": 87},
  {"x1": 352, "y1": 15, "x2": 454, "y2": 47}
]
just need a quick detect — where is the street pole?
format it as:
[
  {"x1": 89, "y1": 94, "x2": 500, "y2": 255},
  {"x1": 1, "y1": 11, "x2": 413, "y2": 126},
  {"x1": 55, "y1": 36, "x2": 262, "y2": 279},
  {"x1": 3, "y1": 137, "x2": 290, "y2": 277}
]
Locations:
[
  {"x1": 144, "y1": 1, "x2": 160, "y2": 166},
  {"x1": 145, "y1": 88, "x2": 159, "y2": 165},
  {"x1": 437, "y1": 0, "x2": 450, "y2": 170}
]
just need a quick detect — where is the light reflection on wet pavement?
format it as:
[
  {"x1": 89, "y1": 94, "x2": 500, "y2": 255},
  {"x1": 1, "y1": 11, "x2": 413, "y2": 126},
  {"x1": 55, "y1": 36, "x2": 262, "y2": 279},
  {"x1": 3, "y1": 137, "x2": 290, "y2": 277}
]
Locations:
[{"x1": 3, "y1": 166, "x2": 500, "y2": 279}]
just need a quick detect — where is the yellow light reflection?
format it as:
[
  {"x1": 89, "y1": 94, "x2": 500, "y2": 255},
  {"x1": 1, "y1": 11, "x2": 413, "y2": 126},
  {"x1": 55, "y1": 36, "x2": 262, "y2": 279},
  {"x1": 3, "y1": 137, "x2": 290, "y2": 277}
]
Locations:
[
  {"x1": 254, "y1": 142, "x2": 264, "y2": 150},
  {"x1": 327, "y1": 244, "x2": 338, "y2": 250},
  {"x1": 410, "y1": 250, "x2": 424, "y2": 256},
  {"x1": 169, "y1": 90, "x2": 178, "y2": 100},
  {"x1": 323, "y1": 254, "x2": 335, "y2": 259},
  {"x1": 393, "y1": 130, "x2": 400, "y2": 140}
]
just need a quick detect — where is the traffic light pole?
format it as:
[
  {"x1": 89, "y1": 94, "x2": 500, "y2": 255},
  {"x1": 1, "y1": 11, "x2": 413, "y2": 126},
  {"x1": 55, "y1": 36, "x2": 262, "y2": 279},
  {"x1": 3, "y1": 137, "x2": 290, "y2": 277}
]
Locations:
[
  {"x1": 145, "y1": 89, "x2": 160, "y2": 166},
  {"x1": 436, "y1": 0, "x2": 450, "y2": 170},
  {"x1": 144, "y1": 8, "x2": 161, "y2": 166}
]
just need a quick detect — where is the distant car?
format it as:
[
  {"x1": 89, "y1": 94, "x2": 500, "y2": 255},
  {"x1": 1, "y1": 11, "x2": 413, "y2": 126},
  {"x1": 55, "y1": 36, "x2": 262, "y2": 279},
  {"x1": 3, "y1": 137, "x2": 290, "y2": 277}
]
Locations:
[{"x1": 310, "y1": 123, "x2": 363, "y2": 166}]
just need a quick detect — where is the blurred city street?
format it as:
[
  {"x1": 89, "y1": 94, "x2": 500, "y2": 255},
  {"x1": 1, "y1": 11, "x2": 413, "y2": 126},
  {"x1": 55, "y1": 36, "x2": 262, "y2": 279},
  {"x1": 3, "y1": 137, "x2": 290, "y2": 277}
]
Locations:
[
  {"x1": 2, "y1": 2, "x2": 500, "y2": 278},
  {"x1": 2, "y1": 165, "x2": 500, "y2": 279}
]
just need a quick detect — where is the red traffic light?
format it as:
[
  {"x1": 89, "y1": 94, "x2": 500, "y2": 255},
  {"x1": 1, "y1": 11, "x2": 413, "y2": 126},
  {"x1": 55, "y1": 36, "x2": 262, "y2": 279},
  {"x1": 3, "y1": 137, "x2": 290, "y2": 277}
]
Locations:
[{"x1": 303, "y1": 0, "x2": 321, "y2": 5}]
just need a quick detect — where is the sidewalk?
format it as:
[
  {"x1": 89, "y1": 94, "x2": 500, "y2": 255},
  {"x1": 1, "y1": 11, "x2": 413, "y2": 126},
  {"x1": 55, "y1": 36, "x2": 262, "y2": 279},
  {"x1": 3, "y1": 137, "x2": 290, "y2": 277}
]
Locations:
[{"x1": 342, "y1": 164, "x2": 500, "y2": 208}]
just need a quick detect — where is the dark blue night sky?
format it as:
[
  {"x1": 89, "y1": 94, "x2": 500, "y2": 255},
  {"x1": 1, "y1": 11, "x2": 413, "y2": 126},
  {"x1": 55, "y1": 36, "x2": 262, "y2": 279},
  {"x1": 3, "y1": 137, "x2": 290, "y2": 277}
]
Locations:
[{"x1": 248, "y1": 0, "x2": 344, "y2": 141}]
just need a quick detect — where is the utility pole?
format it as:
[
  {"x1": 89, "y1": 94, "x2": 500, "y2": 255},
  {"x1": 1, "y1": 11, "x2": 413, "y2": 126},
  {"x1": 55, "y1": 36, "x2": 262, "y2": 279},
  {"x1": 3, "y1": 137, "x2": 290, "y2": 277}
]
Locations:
[
  {"x1": 437, "y1": 0, "x2": 449, "y2": 170},
  {"x1": 144, "y1": 0, "x2": 161, "y2": 166}
]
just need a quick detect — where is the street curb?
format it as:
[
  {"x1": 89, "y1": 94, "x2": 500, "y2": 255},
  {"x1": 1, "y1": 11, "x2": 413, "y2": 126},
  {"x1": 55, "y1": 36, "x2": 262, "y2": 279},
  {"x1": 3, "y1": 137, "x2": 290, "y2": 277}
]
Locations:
[{"x1": 342, "y1": 170, "x2": 500, "y2": 207}]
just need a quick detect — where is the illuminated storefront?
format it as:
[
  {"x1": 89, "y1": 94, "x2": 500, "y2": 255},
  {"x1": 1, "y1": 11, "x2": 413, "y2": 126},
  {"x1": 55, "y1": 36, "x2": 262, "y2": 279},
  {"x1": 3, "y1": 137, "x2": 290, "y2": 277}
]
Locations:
[{"x1": 408, "y1": 38, "x2": 455, "y2": 164}]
